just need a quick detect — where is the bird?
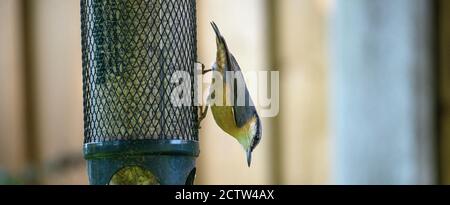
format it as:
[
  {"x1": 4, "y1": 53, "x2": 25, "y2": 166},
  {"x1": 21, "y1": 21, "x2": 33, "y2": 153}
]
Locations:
[{"x1": 203, "y1": 22, "x2": 262, "y2": 167}]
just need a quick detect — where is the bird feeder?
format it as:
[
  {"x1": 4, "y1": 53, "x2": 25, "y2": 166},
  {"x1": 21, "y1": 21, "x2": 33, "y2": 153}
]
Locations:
[{"x1": 80, "y1": 0, "x2": 199, "y2": 185}]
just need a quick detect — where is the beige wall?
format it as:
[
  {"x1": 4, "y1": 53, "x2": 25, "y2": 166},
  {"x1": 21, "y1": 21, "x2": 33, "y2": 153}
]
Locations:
[
  {"x1": 277, "y1": 0, "x2": 330, "y2": 184},
  {"x1": 32, "y1": 0, "x2": 86, "y2": 184},
  {"x1": 0, "y1": 0, "x2": 26, "y2": 174},
  {"x1": 196, "y1": 0, "x2": 272, "y2": 184},
  {"x1": 196, "y1": 0, "x2": 331, "y2": 184},
  {"x1": 0, "y1": 0, "x2": 87, "y2": 184}
]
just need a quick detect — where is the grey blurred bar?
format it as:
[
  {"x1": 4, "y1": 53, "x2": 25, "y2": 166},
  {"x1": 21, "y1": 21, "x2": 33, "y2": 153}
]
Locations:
[{"x1": 330, "y1": 0, "x2": 436, "y2": 184}]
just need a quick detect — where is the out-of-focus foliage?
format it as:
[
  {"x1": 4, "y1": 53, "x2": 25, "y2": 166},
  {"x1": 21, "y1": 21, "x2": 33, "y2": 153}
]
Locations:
[
  {"x1": 0, "y1": 169, "x2": 24, "y2": 185},
  {"x1": 109, "y1": 166, "x2": 160, "y2": 185}
]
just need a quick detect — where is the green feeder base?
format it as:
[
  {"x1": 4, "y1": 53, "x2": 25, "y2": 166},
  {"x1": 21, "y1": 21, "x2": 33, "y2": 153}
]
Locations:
[{"x1": 84, "y1": 139, "x2": 199, "y2": 185}]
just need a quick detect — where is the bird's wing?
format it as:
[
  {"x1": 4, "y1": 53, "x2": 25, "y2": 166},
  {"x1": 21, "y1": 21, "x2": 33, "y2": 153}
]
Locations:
[
  {"x1": 228, "y1": 54, "x2": 258, "y2": 128},
  {"x1": 210, "y1": 22, "x2": 258, "y2": 128}
]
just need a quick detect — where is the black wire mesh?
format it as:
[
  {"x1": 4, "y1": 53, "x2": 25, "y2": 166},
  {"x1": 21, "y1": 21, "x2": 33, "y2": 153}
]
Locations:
[{"x1": 81, "y1": 0, "x2": 198, "y2": 143}]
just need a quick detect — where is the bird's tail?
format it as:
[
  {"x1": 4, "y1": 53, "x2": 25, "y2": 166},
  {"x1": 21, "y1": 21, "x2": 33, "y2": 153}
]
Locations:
[
  {"x1": 210, "y1": 21, "x2": 222, "y2": 39},
  {"x1": 210, "y1": 21, "x2": 228, "y2": 48}
]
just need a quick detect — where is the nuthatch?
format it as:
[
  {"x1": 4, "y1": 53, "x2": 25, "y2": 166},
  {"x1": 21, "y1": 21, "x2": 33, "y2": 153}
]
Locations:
[{"x1": 202, "y1": 22, "x2": 262, "y2": 167}]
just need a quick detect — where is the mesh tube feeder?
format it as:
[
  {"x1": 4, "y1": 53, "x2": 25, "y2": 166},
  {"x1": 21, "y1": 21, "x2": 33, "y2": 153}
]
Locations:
[{"x1": 80, "y1": 0, "x2": 199, "y2": 185}]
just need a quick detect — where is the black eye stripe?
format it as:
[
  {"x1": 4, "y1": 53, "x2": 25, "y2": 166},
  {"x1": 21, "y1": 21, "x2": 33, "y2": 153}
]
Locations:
[{"x1": 250, "y1": 115, "x2": 262, "y2": 152}]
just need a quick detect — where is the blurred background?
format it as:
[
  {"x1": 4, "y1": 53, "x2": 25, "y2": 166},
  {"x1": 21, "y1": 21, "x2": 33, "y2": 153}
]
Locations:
[{"x1": 0, "y1": 0, "x2": 449, "y2": 184}]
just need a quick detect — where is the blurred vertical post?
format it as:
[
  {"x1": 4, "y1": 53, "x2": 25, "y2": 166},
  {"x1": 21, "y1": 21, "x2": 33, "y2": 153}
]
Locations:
[
  {"x1": 276, "y1": 0, "x2": 331, "y2": 184},
  {"x1": 0, "y1": 0, "x2": 26, "y2": 180},
  {"x1": 438, "y1": 0, "x2": 450, "y2": 184},
  {"x1": 330, "y1": 0, "x2": 436, "y2": 184},
  {"x1": 20, "y1": 0, "x2": 41, "y2": 184},
  {"x1": 28, "y1": 0, "x2": 85, "y2": 184},
  {"x1": 265, "y1": 0, "x2": 282, "y2": 185}
]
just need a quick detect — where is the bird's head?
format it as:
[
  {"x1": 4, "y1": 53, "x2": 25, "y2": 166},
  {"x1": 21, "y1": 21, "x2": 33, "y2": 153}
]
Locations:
[{"x1": 243, "y1": 115, "x2": 262, "y2": 167}]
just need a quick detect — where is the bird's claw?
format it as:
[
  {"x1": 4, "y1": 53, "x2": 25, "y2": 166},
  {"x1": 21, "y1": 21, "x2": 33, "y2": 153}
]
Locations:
[
  {"x1": 195, "y1": 61, "x2": 210, "y2": 129},
  {"x1": 197, "y1": 105, "x2": 209, "y2": 129},
  {"x1": 200, "y1": 63, "x2": 211, "y2": 75}
]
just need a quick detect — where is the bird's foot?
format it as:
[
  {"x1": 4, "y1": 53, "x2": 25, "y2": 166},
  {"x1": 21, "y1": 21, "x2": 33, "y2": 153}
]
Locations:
[
  {"x1": 197, "y1": 105, "x2": 209, "y2": 129},
  {"x1": 199, "y1": 62, "x2": 211, "y2": 75}
]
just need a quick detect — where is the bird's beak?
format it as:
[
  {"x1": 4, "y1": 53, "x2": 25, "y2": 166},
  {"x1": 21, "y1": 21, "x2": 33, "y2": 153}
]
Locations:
[{"x1": 246, "y1": 149, "x2": 252, "y2": 167}]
